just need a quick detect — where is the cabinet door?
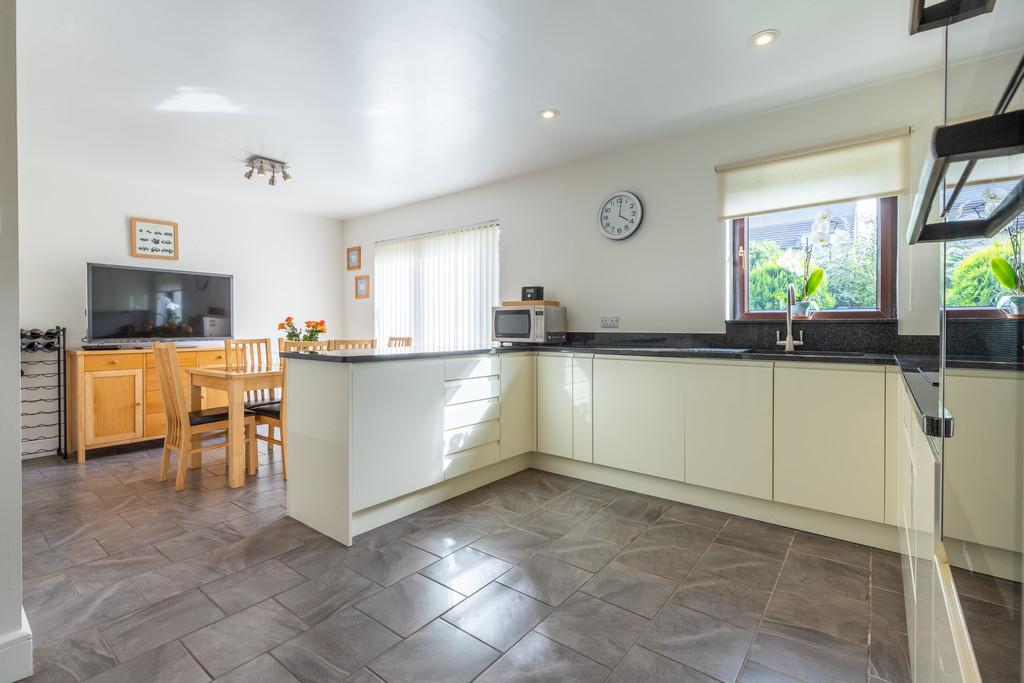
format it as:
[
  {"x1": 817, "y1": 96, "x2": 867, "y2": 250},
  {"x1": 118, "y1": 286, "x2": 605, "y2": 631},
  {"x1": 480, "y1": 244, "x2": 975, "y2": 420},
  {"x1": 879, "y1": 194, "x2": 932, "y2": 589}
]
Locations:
[
  {"x1": 684, "y1": 361, "x2": 773, "y2": 500},
  {"x1": 593, "y1": 358, "x2": 685, "y2": 482},
  {"x1": 84, "y1": 369, "x2": 144, "y2": 446},
  {"x1": 499, "y1": 354, "x2": 536, "y2": 459},
  {"x1": 774, "y1": 364, "x2": 885, "y2": 522},
  {"x1": 537, "y1": 354, "x2": 573, "y2": 458},
  {"x1": 572, "y1": 356, "x2": 594, "y2": 462},
  {"x1": 351, "y1": 360, "x2": 444, "y2": 510}
]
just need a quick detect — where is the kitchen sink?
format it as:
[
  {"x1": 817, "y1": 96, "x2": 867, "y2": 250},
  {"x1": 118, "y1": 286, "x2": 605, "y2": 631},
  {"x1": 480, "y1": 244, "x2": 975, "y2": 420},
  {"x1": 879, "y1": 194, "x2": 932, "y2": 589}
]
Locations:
[{"x1": 745, "y1": 349, "x2": 868, "y2": 357}]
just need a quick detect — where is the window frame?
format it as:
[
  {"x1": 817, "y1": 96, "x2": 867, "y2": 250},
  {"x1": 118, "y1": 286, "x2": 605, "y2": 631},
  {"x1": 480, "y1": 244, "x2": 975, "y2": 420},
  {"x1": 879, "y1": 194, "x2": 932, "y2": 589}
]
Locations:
[{"x1": 731, "y1": 195, "x2": 898, "y2": 320}]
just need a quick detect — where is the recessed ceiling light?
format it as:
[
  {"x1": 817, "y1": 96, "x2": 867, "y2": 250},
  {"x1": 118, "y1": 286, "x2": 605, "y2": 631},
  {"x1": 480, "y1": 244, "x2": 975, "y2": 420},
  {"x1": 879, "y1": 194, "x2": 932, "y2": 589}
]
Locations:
[
  {"x1": 749, "y1": 29, "x2": 780, "y2": 47},
  {"x1": 538, "y1": 108, "x2": 559, "y2": 121}
]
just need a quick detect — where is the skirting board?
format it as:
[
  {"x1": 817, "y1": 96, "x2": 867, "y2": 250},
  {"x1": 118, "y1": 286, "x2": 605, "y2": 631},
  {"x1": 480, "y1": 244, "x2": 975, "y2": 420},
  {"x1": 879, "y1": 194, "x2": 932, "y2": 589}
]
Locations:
[
  {"x1": 0, "y1": 610, "x2": 32, "y2": 683},
  {"x1": 529, "y1": 452, "x2": 901, "y2": 553},
  {"x1": 943, "y1": 536, "x2": 1022, "y2": 583}
]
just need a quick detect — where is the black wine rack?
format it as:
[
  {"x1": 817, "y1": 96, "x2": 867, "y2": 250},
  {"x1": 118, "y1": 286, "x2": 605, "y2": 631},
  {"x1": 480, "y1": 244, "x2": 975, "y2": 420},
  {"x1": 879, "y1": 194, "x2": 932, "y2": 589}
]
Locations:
[{"x1": 20, "y1": 326, "x2": 67, "y2": 459}]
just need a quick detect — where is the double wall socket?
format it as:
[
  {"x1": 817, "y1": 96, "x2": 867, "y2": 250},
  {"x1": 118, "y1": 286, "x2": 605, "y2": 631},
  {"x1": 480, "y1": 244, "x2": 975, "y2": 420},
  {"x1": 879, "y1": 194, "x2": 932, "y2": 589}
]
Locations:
[{"x1": 600, "y1": 315, "x2": 619, "y2": 329}]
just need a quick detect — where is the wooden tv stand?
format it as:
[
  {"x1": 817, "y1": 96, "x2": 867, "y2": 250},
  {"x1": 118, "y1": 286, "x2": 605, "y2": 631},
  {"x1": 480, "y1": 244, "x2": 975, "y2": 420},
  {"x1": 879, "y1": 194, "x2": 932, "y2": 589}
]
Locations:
[{"x1": 67, "y1": 347, "x2": 231, "y2": 463}]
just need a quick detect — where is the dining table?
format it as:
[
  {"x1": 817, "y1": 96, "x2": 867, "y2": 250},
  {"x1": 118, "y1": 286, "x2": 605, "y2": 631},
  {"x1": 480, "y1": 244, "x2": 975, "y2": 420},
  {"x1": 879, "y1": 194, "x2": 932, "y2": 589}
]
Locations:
[{"x1": 187, "y1": 362, "x2": 284, "y2": 488}]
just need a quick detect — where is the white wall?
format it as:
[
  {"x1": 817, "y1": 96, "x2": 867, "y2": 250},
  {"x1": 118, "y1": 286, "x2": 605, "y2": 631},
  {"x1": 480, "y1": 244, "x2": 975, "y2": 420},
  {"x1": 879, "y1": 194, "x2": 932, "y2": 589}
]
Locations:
[
  {"x1": 0, "y1": 2, "x2": 31, "y2": 679},
  {"x1": 340, "y1": 52, "x2": 1019, "y2": 338},
  {"x1": 18, "y1": 163, "x2": 346, "y2": 347}
]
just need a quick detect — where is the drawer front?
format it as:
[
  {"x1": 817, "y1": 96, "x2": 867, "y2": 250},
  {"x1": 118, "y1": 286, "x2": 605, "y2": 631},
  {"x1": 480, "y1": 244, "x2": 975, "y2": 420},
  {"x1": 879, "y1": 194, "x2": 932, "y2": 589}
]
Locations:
[
  {"x1": 444, "y1": 442, "x2": 500, "y2": 479},
  {"x1": 84, "y1": 354, "x2": 144, "y2": 372},
  {"x1": 444, "y1": 376, "x2": 500, "y2": 406},
  {"x1": 145, "y1": 351, "x2": 197, "y2": 368},
  {"x1": 145, "y1": 368, "x2": 189, "y2": 391},
  {"x1": 444, "y1": 419, "x2": 500, "y2": 456},
  {"x1": 197, "y1": 350, "x2": 230, "y2": 367},
  {"x1": 144, "y1": 411, "x2": 167, "y2": 437},
  {"x1": 444, "y1": 398, "x2": 499, "y2": 431},
  {"x1": 145, "y1": 389, "x2": 165, "y2": 415},
  {"x1": 444, "y1": 355, "x2": 499, "y2": 381}
]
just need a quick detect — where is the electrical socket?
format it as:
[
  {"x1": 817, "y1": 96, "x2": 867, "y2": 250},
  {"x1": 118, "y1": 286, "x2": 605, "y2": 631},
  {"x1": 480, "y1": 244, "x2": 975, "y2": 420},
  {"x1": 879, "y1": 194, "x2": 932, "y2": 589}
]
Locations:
[{"x1": 600, "y1": 315, "x2": 619, "y2": 329}]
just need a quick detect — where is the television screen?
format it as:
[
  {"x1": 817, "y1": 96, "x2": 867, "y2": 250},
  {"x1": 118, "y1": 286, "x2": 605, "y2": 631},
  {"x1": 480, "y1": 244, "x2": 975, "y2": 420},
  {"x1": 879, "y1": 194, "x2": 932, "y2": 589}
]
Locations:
[{"x1": 87, "y1": 263, "x2": 233, "y2": 341}]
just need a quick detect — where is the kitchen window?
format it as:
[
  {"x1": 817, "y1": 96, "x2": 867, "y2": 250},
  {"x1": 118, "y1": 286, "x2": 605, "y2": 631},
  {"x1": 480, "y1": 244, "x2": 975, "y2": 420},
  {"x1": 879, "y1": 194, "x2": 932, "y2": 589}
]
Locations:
[
  {"x1": 731, "y1": 196, "x2": 897, "y2": 319},
  {"x1": 373, "y1": 222, "x2": 499, "y2": 350}
]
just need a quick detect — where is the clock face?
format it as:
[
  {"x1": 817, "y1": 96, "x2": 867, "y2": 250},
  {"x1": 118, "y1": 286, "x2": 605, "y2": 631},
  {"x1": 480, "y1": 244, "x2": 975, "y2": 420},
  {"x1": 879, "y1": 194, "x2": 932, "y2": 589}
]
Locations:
[{"x1": 599, "y1": 191, "x2": 643, "y2": 240}]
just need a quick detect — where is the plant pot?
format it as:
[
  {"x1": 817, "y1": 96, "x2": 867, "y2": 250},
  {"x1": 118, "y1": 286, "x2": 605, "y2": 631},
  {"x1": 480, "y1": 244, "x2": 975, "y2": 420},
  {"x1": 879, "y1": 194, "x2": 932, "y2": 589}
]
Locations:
[
  {"x1": 792, "y1": 301, "x2": 817, "y2": 319},
  {"x1": 998, "y1": 294, "x2": 1024, "y2": 318}
]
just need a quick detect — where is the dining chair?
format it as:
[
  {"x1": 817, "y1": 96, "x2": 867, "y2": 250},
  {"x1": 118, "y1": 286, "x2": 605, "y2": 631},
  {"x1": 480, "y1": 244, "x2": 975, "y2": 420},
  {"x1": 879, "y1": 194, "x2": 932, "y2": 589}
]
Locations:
[
  {"x1": 279, "y1": 339, "x2": 331, "y2": 353},
  {"x1": 154, "y1": 342, "x2": 257, "y2": 491},
  {"x1": 225, "y1": 338, "x2": 276, "y2": 405},
  {"x1": 388, "y1": 336, "x2": 413, "y2": 348},
  {"x1": 330, "y1": 338, "x2": 377, "y2": 350}
]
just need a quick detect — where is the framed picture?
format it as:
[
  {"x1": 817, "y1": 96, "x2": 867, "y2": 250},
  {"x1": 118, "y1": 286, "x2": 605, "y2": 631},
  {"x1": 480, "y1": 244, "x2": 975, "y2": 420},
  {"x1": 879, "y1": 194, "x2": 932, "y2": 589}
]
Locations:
[
  {"x1": 130, "y1": 217, "x2": 179, "y2": 260},
  {"x1": 346, "y1": 246, "x2": 362, "y2": 271},
  {"x1": 355, "y1": 274, "x2": 370, "y2": 299}
]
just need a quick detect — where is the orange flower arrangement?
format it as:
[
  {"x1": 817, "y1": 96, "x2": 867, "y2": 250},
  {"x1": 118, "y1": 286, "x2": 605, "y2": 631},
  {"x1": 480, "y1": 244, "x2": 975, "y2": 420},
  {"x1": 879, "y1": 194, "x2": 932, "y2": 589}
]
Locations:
[{"x1": 278, "y1": 316, "x2": 326, "y2": 341}]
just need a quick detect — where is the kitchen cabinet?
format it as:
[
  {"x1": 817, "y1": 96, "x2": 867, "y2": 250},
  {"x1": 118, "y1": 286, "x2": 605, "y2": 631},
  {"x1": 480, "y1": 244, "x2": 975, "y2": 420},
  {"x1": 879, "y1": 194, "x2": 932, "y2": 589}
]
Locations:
[
  {"x1": 84, "y1": 367, "x2": 144, "y2": 446},
  {"x1": 537, "y1": 354, "x2": 573, "y2": 458},
  {"x1": 499, "y1": 354, "x2": 536, "y2": 459},
  {"x1": 572, "y1": 355, "x2": 594, "y2": 462},
  {"x1": 683, "y1": 360, "x2": 773, "y2": 500},
  {"x1": 350, "y1": 360, "x2": 445, "y2": 510},
  {"x1": 774, "y1": 363, "x2": 885, "y2": 522},
  {"x1": 593, "y1": 357, "x2": 685, "y2": 482}
]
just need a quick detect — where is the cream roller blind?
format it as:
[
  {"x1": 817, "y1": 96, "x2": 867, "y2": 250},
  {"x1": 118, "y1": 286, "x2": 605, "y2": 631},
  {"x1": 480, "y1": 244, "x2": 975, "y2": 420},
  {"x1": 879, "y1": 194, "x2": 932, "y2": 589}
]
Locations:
[{"x1": 716, "y1": 129, "x2": 911, "y2": 220}]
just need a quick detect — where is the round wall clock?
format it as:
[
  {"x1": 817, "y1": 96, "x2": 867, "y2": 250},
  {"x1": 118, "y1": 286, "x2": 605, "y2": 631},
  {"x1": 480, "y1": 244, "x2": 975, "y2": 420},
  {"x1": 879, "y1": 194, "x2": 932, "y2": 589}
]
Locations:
[{"x1": 599, "y1": 191, "x2": 643, "y2": 240}]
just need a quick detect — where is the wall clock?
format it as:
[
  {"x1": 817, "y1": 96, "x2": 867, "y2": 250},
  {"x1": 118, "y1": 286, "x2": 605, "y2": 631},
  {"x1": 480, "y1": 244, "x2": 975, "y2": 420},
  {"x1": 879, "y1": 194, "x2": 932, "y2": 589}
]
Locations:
[{"x1": 599, "y1": 191, "x2": 643, "y2": 240}]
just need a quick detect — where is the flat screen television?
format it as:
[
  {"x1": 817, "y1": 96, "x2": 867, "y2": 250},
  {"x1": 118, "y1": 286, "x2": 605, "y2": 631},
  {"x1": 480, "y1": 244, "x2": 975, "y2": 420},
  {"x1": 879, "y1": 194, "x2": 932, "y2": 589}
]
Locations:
[{"x1": 87, "y1": 263, "x2": 233, "y2": 341}]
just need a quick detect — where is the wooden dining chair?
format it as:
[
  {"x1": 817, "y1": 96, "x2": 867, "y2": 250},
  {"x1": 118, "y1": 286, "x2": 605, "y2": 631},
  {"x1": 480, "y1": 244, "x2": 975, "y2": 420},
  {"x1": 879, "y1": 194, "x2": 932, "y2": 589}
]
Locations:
[
  {"x1": 330, "y1": 338, "x2": 377, "y2": 350},
  {"x1": 153, "y1": 342, "x2": 257, "y2": 491},
  {"x1": 225, "y1": 338, "x2": 276, "y2": 405},
  {"x1": 388, "y1": 336, "x2": 413, "y2": 348},
  {"x1": 278, "y1": 339, "x2": 331, "y2": 353}
]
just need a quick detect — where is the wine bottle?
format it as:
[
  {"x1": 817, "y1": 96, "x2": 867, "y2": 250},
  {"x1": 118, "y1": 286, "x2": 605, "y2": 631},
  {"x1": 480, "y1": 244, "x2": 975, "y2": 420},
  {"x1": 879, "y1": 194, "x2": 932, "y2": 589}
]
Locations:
[
  {"x1": 43, "y1": 328, "x2": 60, "y2": 339},
  {"x1": 42, "y1": 341, "x2": 58, "y2": 352},
  {"x1": 22, "y1": 341, "x2": 42, "y2": 352},
  {"x1": 26, "y1": 329, "x2": 43, "y2": 339}
]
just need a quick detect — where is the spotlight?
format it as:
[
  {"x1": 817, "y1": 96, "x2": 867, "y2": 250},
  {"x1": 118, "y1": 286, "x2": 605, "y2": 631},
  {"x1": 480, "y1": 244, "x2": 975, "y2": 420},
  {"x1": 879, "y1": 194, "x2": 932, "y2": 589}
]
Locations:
[
  {"x1": 257, "y1": 160, "x2": 266, "y2": 177},
  {"x1": 281, "y1": 167, "x2": 292, "y2": 183},
  {"x1": 269, "y1": 168, "x2": 277, "y2": 186},
  {"x1": 243, "y1": 162, "x2": 254, "y2": 180}
]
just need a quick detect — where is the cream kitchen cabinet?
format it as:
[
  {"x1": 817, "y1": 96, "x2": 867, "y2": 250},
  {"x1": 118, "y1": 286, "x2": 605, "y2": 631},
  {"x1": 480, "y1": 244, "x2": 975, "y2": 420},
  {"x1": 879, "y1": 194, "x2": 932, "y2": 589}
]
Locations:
[
  {"x1": 774, "y1": 362, "x2": 886, "y2": 523},
  {"x1": 537, "y1": 353, "x2": 573, "y2": 458},
  {"x1": 683, "y1": 360, "x2": 773, "y2": 500},
  {"x1": 571, "y1": 355, "x2": 594, "y2": 462},
  {"x1": 593, "y1": 357, "x2": 685, "y2": 482},
  {"x1": 499, "y1": 353, "x2": 536, "y2": 459}
]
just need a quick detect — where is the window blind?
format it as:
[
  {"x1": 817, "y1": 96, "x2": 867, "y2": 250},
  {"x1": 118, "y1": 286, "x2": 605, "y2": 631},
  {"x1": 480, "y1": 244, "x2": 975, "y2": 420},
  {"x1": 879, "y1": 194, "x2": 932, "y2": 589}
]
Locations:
[
  {"x1": 374, "y1": 222, "x2": 499, "y2": 351},
  {"x1": 716, "y1": 129, "x2": 911, "y2": 220}
]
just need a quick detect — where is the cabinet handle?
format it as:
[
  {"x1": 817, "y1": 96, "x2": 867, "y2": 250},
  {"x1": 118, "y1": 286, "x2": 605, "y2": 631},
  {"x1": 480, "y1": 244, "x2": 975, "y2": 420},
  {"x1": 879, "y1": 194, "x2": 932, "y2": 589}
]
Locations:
[{"x1": 111, "y1": 360, "x2": 119, "y2": 364}]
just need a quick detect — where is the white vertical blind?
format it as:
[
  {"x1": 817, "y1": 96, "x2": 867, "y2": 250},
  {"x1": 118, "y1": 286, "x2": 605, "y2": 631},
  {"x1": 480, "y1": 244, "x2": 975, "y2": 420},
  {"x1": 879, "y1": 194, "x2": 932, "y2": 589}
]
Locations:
[{"x1": 374, "y1": 223, "x2": 499, "y2": 350}]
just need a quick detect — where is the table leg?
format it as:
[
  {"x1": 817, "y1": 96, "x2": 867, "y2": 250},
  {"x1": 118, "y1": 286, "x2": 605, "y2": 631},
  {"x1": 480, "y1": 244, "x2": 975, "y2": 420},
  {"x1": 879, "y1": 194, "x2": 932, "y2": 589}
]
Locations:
[
  {"x1": 227, "y1": 379, "x2": 245, "y2": 488},
  {"x1": 189, "y1": 382, "x2": 204, "y2": 470}
]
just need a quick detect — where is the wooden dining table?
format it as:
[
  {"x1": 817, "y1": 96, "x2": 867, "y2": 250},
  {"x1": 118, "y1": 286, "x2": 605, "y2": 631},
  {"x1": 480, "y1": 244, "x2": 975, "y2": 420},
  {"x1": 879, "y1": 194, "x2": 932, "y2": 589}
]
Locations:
[{"x1": 187, "y1": 363, "x2": 284, "y2": 488}]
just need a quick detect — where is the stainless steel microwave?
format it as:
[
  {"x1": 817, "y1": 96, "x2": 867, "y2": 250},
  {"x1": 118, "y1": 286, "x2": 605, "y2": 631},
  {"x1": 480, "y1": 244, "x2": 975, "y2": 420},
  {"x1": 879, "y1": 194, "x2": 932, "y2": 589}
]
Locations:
[{"x1": 492, "y1": 305, "x2": 567, "y2": 344}]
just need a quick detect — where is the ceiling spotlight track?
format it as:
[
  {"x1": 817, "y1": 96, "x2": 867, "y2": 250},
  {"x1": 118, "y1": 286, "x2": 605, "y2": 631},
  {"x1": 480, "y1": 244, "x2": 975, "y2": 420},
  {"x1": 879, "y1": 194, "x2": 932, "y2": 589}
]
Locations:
[{"x1": 243, "y1": 154, "x2": 292, "y2": 186}]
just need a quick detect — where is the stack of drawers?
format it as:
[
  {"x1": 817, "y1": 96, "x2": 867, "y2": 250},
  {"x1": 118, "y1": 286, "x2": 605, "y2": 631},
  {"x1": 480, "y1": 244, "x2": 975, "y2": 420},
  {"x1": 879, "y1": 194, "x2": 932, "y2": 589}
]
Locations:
[{"x1": 443, "y1": 355, "x2": 501, "y2": 479}]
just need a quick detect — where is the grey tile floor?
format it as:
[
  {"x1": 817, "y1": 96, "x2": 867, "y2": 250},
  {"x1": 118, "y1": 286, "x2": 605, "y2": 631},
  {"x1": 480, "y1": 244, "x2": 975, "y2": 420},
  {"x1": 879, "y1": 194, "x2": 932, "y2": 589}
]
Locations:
[{"x1": 21, "y1": 443, "x2": 912, "y2": 682}]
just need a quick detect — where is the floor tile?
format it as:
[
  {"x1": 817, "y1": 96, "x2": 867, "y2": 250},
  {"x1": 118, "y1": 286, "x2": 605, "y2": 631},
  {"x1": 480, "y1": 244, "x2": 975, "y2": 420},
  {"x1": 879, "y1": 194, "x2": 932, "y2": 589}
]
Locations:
[
  {"x1": 352, "y1": 518, "x2": 426, "y2": 551},
  {"x1": 868, "y1": 623, "x2": 911, "y2": 683},
  {"x1": 573, "y1": 512, "x2": 647, "y2": 546},
  {"x1": 870, "y1": 550, "x2": 903, "y2": 593},
  {"x1": 542, "y1": 492, "x2": 607, "y2": 519},
  {"x1": 99, "y1": 587, "x2": 225, "y2": 662},
  {"x1": 130, "y1": 553, "x2": 228, "y2": 604},
  {"x1": 510, "y1": 507, "x2": 583, "y2": 539},
  {"x1": 344, "y1": 669, "x2": 385, "y2": 683},
  {"x1": 748, "y1": 630, "x2": 867, "y2": 682},
  {"x1": 765, "y1": 586, "x2": 869, "y2": 646},
  {"x1": 443, "y1": 582, "x2": 551, "y2": 651},
  {"x1": 66, "y1": 545, "x2": 170, "y2": 594},
  {"x1": 216, "y1": 653, "x2": 300, "y2": 683},
  {"x1": 343, "y1": 541, "x2": 438, "y2": 586},
  {"x1": 571, "y1": 481, "x2": 629, "y2": 503},
  {"x1": 738, "y1": 660, "x2": 803, "y2": 682},
  {"x1": 367, "y1": 619, "x2": 499, "y2": 683},
  {"x1": 952, "y1": 566, "x2": 1022, "y2": 610},
  {"x1": 154, "y1": 524, "x2": 245, "y2": 562},
  {"x1": 871, "y1": 585, "x2": 908, "y2": 634},
  {"x1": 279, "y1": 536, "x2": 353, "y2": 579},
  {"x1": 485, "y1": 489, "x2": 549, "y2": 515},
  {"x1": 355, "y1": 573, "x2": 463, "y2": 637},
  {"x1": 271, "y1": 607, "x2": 400, "y2": 682},
  {"x1": 539, "y1": 532, "x2": 623, "y2": 573},
  {"x1": 959, "y1": 593, "x2": 1022, "y2": 649},
  {"x1": 42, "y1": 514, "x2": 131, "y2": 550},
  {"x1": 673, "y1": 569, "x2": 771, "y2": 630},
  {"x1": 777, "y1": 550, "x2": 869, "y2": 602},
  {"x1": 471, "y1": 526, "x2": 550, "y2": 564},
  {"x1": 30, "y1": 580, "x2": 149, "y2": 647},
  {"x1": 23, "y1": 571, "x2": 77, "y2": 614},
  {"x1": 182, "y1": 599, "x2": 307, "y2": 677},
  {"x1": 98, "y1": 519, "x2": 187, "y2": 556},
  {"x1": 536, "y1": 592, "x2": 649, "y2": 668},
  {"x1": 23, "y1": 539, "x2": 107, "y2": 581},
  {"x1": 201, "y1": 558, "x2": 305, "y2": 614},
  {"x1": 694, "y1": 542, "x2": 784, "y2": 591},
  {"x1": 791, "y1": 531, "x2": 871, "y2": 570},
  {"x1": 498, "y1": 553, "x2": 593, "y2": 606},
  {"x1": 449, "y1": 505, "x2": 512, "y2": 533},
  {"x1": 608, "y1": 645, "x2": 719, "y2": 682},
  {"x1": 638, "y1": 520, "x2": 716, "y2": 551},
  {"x1": 638, "y1": 602, "x2": 754, "y2": 682},
  {"x1": 716, "y1": 517, "x2": 794, "y2": 560},
  {"x1": 206, "y1": 525, "x2": 309, "y2": 575},
  {"x1": 402, "y1": 520, "x2": 483, "y2": 557},
  {"x1": 30, "y1": 627, "x2": 117, "y2": 682},
  {"x1": 605, "y1": 494, "x2": 668, "y2": 524},
  {"x1": 477, "y1": 631, "x2": 610, "y2": 682},
  {"x1": 661, "y1": 502, "x2": 731, "y2": 531},
  {"x1": 88, "y1": 641, "x2": 210, "y2": 683},
  {"x1": 581, "y1": 560, "x2": 676, "y2": 618},
  {"x1": 419, "y1": 546, "x2": 513, "y2": 596},
  {"x1": 276, "y1": 565, "x2": 381, "y2": 625},
  {"x1": 615, "y1": 537, "x2": 701, "y2": 582}
]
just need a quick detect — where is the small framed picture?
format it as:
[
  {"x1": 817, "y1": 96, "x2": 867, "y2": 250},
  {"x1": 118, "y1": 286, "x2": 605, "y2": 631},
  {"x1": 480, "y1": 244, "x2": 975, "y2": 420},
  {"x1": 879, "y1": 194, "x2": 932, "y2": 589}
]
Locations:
[
  {"x1": 346, "y1": 246, "x2": 362, "y2": 270},
  {"x1": 130, "y1": 217, "x2": 179, "y2": 260},
  {"x1": 355, "y1": 274, "x2": 370, "y2": 299}
]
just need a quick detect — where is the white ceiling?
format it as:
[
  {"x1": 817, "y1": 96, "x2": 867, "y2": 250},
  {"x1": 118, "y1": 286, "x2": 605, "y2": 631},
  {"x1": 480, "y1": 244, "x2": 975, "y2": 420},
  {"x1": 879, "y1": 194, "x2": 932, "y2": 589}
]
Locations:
[{"x1": 17, "y1": 0, "x2": 1024, "y2": 219}]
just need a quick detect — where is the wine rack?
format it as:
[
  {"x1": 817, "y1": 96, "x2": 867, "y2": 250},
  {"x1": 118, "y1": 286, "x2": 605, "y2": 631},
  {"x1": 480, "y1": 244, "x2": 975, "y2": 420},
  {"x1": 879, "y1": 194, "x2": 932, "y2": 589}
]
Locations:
[{"x1": 20, "y1": 326, "x2": 67, "y2": 459}]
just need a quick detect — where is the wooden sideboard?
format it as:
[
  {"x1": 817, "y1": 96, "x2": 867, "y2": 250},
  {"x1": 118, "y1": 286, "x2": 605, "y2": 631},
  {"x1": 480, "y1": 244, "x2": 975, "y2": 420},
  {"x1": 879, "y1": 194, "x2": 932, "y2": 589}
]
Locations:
[{"x1": 68, "y1": 347, "x2": 231, "y2": 463}]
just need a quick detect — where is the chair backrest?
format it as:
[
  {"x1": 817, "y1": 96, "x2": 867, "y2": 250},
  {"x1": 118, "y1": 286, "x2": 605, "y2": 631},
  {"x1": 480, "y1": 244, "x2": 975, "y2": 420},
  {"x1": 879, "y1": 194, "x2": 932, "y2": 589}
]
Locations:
[
  {"x1": 226, "y1": 338, "x2": 274, "y2": 403},
  {"x1": 280, "y1": 339, "x2": 331, "y2": 353},
  {"x1": 331, "y1": 338, "x2": 377, "y2": 350},
  {"x1": 388, "y1": 336, "x2": 413, "y2": 348},
  {"x1": 153, "y1": 342, "x2": 188, "y2": 450}
]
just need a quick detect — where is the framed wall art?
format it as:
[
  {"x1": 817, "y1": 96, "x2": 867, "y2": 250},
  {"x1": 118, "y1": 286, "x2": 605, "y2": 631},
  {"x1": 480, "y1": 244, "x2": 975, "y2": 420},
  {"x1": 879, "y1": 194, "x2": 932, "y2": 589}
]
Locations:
[
  {"x1": 346, "y1": 246, "x2": 362, "y2": 270},
  {"x1": 355, "y1": 274, "x2": 370, "y2": 299},
  {"x1": 130, "y1": 217, "x2": 179, "y2": 260}
]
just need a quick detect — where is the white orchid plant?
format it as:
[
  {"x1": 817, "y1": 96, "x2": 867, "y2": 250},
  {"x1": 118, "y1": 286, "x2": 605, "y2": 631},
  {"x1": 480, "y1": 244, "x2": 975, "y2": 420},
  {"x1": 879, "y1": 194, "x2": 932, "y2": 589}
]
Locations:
[{"x1": 780, "y1": 210, "x2": 849, "y2": 303}]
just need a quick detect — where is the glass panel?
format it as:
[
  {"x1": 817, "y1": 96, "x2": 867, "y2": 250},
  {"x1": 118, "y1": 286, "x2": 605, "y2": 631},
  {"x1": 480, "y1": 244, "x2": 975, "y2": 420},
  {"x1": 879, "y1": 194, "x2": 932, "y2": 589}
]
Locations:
[{"x1": 494, "y1": 310, "x2": 531, "y2": 337}]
